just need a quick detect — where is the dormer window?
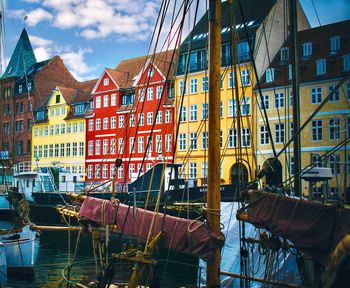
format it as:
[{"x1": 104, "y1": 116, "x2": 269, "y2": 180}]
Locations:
[
  {"x1": 37, "y1": 110, "x2": 45, "y2": 120},
  {"x1": 88, "y1": 100, "x2": 94, "y2": 110},
  {"x1": 302, "y1": 42, "x2": 312, "y2": 57},
  {"x1": 330, "y1": 36, "x2": 340, "y2": 55},
  {"x1": 344, "y1": 54, "x2": 350, "y2": 71},
  {"x1": 55, "y1": 94, "x2": 60, "y2": 103},
  {"x1": 18, "y1": 84, "x2": 23, "y2": 94},
  {"x1": 147, "y1": 68, "x2": 154, "y2": 77},
  {"x1": 103, "y1": 78, "x2": 109, "y2": 86},
  {"x1": 280, "y1": 47, "x2": 289, "y2": 62},
  {"x1": 316, "y1": 59, "x2": 326, "y2": 75},
  {"x1": 27, "y1": 82, "x2": 32, "y2": 92},
  {"x1": 265, "y1": 68, "x2": 274, "y2": 83},
  {"x1": 75, "y1": 104, "x2": 85, "y2": 114}
]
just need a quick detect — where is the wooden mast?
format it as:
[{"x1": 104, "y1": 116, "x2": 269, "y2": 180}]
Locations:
[
  {"x1": 289, "y1": 0, "x2": 301, "y2": 196},
  {"x1": 207, "y1": 0, "x2": 221, "y2": 286}
]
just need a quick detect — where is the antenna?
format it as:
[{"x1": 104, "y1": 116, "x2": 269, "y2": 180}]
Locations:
[{"x1": 0, "y1": 0, "x2": 5, "y2": 74}]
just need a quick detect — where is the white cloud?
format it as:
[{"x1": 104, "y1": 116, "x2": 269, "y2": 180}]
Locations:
[
  {"x1": 29, "y1": 35, "x2": 54, "y2": 47},
  {"x1": 25, "y1": 8, "x2": 53, "y2": 26}
]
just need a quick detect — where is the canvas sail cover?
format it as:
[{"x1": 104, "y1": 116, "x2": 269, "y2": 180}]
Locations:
[
  {"x1": 247, "y1": 192, "x2": 350, "y2": 265},
  {"x1": 79, "y1": 197, "x2": 221, "y2": 262}
]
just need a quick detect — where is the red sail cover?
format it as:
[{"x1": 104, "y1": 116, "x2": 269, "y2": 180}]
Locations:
[
  {"x1": 247, "y1": 192, "x2": 350, "y2": 265},
  {"x1": 79, "y1": 197, "x2": 221, "y2": 262}
]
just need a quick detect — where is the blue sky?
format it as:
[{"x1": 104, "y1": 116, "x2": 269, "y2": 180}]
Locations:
[{"x1": 3, "y1": 0, "x2": 350, "y2": 81}]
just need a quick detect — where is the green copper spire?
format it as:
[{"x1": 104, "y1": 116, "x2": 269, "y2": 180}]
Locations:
[{"x1": 1, "y1": 28, "x2": 37, "y2": 79}]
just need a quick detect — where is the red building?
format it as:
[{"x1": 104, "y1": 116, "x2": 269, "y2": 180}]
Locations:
[{"x1": 85, "y1": 51, "x2": 175, "y2": 185}]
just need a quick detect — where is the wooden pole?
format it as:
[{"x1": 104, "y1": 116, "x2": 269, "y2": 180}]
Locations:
[{"x1": 207, "y1": 0, "x2": 221, "y2": 286}]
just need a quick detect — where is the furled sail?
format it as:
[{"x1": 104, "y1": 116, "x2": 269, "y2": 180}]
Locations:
[{"x1": 79, "y1": 196, "x2": 221, "y2": 262}]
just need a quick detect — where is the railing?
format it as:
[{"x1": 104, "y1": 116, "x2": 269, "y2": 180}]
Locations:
[
  {"x1": 14, "y1": 161, "x2": 32, "y2": 174},
  {"x1": 48, "y1": 168, "x2": 59, "y2": 192}
]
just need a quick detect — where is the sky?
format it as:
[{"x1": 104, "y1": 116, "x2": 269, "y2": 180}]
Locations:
[{"x1": 3, "y1": 0, "x2": 350, "y2": 82}]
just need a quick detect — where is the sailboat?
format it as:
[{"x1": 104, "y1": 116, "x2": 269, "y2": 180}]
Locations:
[{"x1": 34, "y1": 0, "x2": 350, "y2": 287}]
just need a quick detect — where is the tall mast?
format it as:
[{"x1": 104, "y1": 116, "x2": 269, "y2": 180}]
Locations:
[
  {"x1": 289, "y1": 0, "x2": 301, "y2": 196},
  {"x1": 0, "y1": 0, "x2": 5, "y2": 74},
  {"x1": 207, "y1": 0, "x2": 221, "y2": 286}
]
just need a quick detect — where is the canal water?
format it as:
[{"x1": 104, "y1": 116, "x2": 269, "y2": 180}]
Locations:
[{"x1": 5, "y1": 230, "x2": 199, "y2": 287}]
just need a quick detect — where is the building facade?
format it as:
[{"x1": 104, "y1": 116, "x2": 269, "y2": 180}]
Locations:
[
  {"x1": 174, "y1": 0, "x2": 310, "y2": 185},
  {"x1": 255, "y1": 20, "x2": 350, "y2": 197}
]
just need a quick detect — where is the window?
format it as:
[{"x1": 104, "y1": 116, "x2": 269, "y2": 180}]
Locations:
[
  {"x1": 118, "y1": 138, "x2": 124, "y2": 154},
  {"x1": 202, "y1": 76, "x2": 208, "y2": 92},
  {"x1": 311, "y1": 120, "x2": 322, "y2": 141},
  {"x1": 202, "y1": 103, "x2": 208, "y2": 119},
  {"x1": 138, "y1": 113, "x2": 144, "y2": 126},
  {"x1": 72, "y1": 122, "x2": 78, "y2": 133},
  {"x1": 117, "y1": 166, "x2": 124, "y2": 179},
  {"x1": 54, "y1": 144, "x2": 59, "y2": 157},
  {"x1": 343, "y1": 55, "x2": 350, "y2": 71},
  {"x1": 61, "y1": 124, "x2": 65, "y2": 134},
  {"x1": 316, "y1": 59, "x2": 326, "y2": 75},
  {"x1": 190, "y1": 132, "x2": 197, "y2": 150},
  {"x1": 202, "y1": 162, "x2": 208, "y2": 178},
  {"x1": 228, "y1": 99, "x2": 236, "y2": 117},
  {"x1": 329, "y1": 118, "x2": 340, "y2": 140},
  {"x1": 311, "y1": 87, "x2": 322, "y2": 104},
  {"x1": 55, "y1": 124, "x2": 59, "y2": 135},
  {"x1": 95, "y1": 164, "x2": 100, "y2": 178},
  {"x1": 179, "y1": 80, "x2": 186, "y2": 95},
  {"x1": 66, "y1": 143, "x2": 71, "y2": 156},
  {"x1": 118, "y1": 116, "x2": 124, "y2": 128},
  {"x1": 110, "y1": 164, "x2": 115, "y2": 178},
  {"x1": 190, "y1": 78, "x2": 198, "y2": 94},
  {"x1": 241, "y1": 97, "x2": 250, "y2": 115},
  {"x1": 261, "y1": 95, "x2": 269, "y2": 110},
  {"x1": 202, "y1": 132, "x2": 208, "y2": 149},
  {"x1": 44, "y1": 126, "x2": 49, "y2": 136},
  {"x1": 275, "y1": 123, "x2": 285, "y2": 144},
  {"x1": 228, "y1": 72, "x2": 234, "y2": 88},
  {"x1": 75, "y1": 104, "x2": 85, "y2": 114},
  {"x1": 179, "y1": 133, "x2": 186, "y2": 151},
  {"x1": 329, "y1": 154, "x2": 341, "y2": 175},
  {"x1": 147, "y1": 112, "x2": 153, "y2": 125},
  {"x1": 165, "y1": 110, "x2": 171, "y2": 123},
  {"x1": 111, "y1": 94, "x2": 116, "y2": 106},
  {"x1": 241, "y1": 128, "x2": 250, "y2": 147},
  {"x1": 129, "y1": 164, "x2": 135, "y2": 179},
  {"x1": 138, "y1": 137, "x2": 144, "y2": 153},
  {"x1": 156, "y1": 135, "x2": 162, "y2": 153},
  {"x1": 265, "y1": 68, "x2": 274, "y2": 82},
  {"x1": 260, "y1": 126, "x2": 269, "y2": 145},
  {"x1": 89, "y1": 120, "x2": 94, "y2": 131},
  {"x1": 302, "y1": 42, "x2": 312, "y2": 57},
  {"x1": 95, "y1": 96, "x2": 101, "y2": 108},
  {"x1": 347, "y1": 83, "x2": 350, "y2": 100},
  {"x1": 289, "y1": 156, "x2": 295, "y2": 175},
  {"x1": 330, "y1": 36, "x2": 340, "y2": 55},
  {"x1": 88, "y1": 100, "x2": 94, "y2": 110},
  {"x1": 241, "y1": 70, "x2": 250, "y2": 86},
  {"x1": 102, "y1": 164, "x2": 108, "y2": 179},
  {"x1": 87, "y1": 165, "x2": 93, "y2": 179},
  {"x1": 189, "y1": 162, "x2": 197, "y2": 179},
  {"x1": 147, "y1": 68, "x2": 154, "y2": 77},
  {"x1": 220, "y1": 101, "x2": 223, "y2": 118},
  {"x1": 155, "y1": 111, "x2": 162, "y2": 124},
  {"x1": 180, "y1": 106, "x2": 186, "y2": 122},
  {"x1": 56, "y1": 94, "x2": 60, "y2": 103},
  {"x1": 138, "y1": 89, "x2": 145, "y2": 102},
  {"x1": 110, "y1": 139, "x2": 116, "y2": 154},
  {"x1": 103, "y1": 139, "x2": 108, "y2": 155},
  {"x1": 103, "y1": 78, "x2": 109, "y2": 86},
  {"x1": 60, "y1": 143, "x2": 65, "y2": 157},
  {"x1": 280, "y1": 47, "x2": 289, "y2": 61},
  {"x1": 147, "y1": 88, "x2": 153, "y2": 101},
  {"x1": 275, "y1": 92, "x2": 285, "y2": 108},
  {"x1": 189, "y1": 105, "x2": 197, "y2": 121},
  {"x1": 156, "y1": 86, "x2": 163, "y2": 99},
  {"x1": 129, "y1": 137, "x2": 135, "y2": 153},
  {"x1": 67, "y1": 123, "x2": 71, "y2": 133},
  {"x1": 111, "y1": 117, "x2": 116, "y2": 128},
  {"x1": 49, "y1": 145, "x2": 53, "y2": 157},
  {"x1": 288, "y1": 64, "x2": 292, "y2": 80},
  {"x1": 95, "y1": 140, "x2": 101, "y2": 155},
  {"x1": 103, "y1": 118, "x2": 109, "y2": 130},
  {"x1": 165, "y1": 134, "x2": 172, "y2": 152},
  {"x1": 103, "y1": 95, "x2": 108, "y2": 107},
  {"x1": 79, "y1": 142, "x2": 84, "y2": 156},
  {"x1": 228, "y1": 128, "x2": 237, "y2": 148},
  {"x1": 146, "y1": 136, "x2": 152, "y2": 153},
  {"x1": 328, "y1": 85, "x2": 339, "y2": 102},
  {"x1": 72, "y1": 142, "x2": 77, "y2": 156}
]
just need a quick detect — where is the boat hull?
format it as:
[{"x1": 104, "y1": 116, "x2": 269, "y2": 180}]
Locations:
[{"x1": 0, "y1": 225, "x2": 40, "y2": 276}]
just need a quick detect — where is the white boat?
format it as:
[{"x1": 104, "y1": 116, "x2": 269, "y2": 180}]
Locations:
[{"x1": 0, "y1": 223, "x2": 39, "y2": 276}]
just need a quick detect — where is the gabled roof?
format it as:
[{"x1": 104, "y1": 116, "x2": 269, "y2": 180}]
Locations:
[
  {"x1": 180, "y1": 0, "x2": 277, "y2": 52},
  {"x1": 1, "y1": 29, "x2": 37, "y2": 79},
  {"x1": 258, "y1": 20, "x2": 350, "y2": 89}
]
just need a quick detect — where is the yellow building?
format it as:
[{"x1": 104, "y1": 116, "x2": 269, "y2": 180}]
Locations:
[
  {"x1": 255, "y1": 21, "x2": 350, "y2": 198},
  {"x1": 174, "y1": 0, "x2": 309, "y2": 185},
  {"x1": 31, "y1": 85, "x2": 92, "y2": 181}
]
